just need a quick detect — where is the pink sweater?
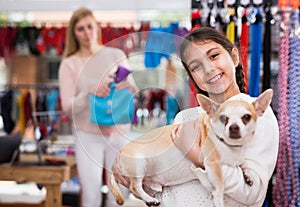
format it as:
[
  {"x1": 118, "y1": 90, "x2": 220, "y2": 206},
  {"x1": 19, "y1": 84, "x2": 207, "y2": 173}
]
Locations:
[{"x1": 58, "y1": 47, "x2": 134, "y2": 136}]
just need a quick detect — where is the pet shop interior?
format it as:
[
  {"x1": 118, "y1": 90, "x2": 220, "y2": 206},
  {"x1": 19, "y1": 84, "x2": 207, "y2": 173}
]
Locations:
[{"x1": 0, "y1": 0, "x2": 299, "y2": 206}]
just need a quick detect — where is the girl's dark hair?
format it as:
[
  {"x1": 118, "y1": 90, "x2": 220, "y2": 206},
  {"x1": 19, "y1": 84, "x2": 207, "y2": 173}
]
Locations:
[{"x1": 179, "y1": 26, "x2": 246, "y2": 96}]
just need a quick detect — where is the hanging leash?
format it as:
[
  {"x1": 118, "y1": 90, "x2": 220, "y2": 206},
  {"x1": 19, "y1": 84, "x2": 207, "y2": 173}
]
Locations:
[
  {"x1": 272, "y1": 8, "x2": 297, "y2": 207},
  {"x1": 240, "y1": 5, "x2": 249, "y2": 93},
  {"x1": 262, "y1": 1, "x2": 272, "y2": 91},
  {"x1": 288, "y1": 8, "x2": 300, "y2": 206},
  {"x1": 226, "y1": 7, "x2": 236, "y2": 43},
  {"x1": 248, "y1": 7, "x2": 262, "y2": 97}
]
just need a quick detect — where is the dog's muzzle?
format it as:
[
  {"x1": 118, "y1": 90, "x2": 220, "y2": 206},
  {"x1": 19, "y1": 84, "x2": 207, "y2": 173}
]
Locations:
[{"x1": 229, "y1": 124, "x2": 241, "y2": 139}]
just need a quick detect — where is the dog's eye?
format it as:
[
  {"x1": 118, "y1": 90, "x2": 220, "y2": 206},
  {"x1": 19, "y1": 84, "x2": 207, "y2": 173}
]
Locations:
[
  {"x1": 242, "y1": 114, "x2": 252, "y2": 124},
  {"x1": 219, "y1": 115, "x2": 228, "y2": 125}
]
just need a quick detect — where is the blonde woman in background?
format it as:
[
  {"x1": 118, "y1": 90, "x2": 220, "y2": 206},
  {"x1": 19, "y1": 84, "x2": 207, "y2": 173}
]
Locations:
[{"x1": 59, "y1": 7, "x2": 138, "y2": 207}]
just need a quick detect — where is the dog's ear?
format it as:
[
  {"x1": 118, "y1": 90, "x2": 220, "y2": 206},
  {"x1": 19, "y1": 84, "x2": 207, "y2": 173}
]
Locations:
[
  {"x1": 252, "y1": 89, "x2": 273, "y2": 117},
  {"x1": 196, "y1": 94, "x2": 220, "y2": 117}
]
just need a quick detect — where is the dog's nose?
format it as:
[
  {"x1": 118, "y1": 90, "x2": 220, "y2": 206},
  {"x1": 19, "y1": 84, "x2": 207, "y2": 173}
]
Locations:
[{"x1": 229, "y1": 124, "x2": 241, "y2": 139}]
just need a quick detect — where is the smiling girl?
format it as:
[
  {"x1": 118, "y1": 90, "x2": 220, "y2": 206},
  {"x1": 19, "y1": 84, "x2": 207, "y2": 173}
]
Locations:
[{"x1": 155, "y1": 26, "x2": 279, "y2": 207}]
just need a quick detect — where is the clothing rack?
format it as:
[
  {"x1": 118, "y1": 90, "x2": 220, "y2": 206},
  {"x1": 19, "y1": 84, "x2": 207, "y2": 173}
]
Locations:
[
  {"x1": 0, "y1": 82, "x2": 66, "y2": 136},
  {"x1": 0, "y1": 83, "x2": 59, "y2": 91},
  {"x1": 32, "y1": 110, "x2": 60, "y2": 117}
]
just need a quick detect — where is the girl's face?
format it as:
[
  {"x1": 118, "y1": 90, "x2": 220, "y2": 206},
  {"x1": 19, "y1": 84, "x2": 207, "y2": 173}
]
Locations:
[
  {"x1": 74, "y1": 15, "x2": 99, "y2": 49},
  {"x1": 184, "y1": 40, "x2": 239, "y2": 96}
]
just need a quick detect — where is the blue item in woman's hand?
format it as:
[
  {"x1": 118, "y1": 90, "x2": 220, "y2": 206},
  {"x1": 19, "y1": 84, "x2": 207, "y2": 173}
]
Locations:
[{"x1": 89, "y1": 83, "x2": 135, "y2": 126}]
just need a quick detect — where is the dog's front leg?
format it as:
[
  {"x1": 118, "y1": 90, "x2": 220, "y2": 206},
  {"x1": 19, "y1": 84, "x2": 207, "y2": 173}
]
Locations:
[
  {"x1": 129, "y1": 177, "x2": 160, "y2": 206},
  {"x1": 205, "y1": 161, "x2": 224, "y2": 207}
]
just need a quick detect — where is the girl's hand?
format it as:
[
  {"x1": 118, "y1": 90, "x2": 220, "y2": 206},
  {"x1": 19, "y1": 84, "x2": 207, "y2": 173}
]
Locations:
[{"x1": 171, "y1": 119, "x2": 205, "y2": 168}]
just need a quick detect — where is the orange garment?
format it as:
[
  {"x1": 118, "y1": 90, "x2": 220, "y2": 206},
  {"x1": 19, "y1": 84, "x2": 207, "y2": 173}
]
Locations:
[{"x1": 16, "y1": 91, "x2": 26, "y2": 135}]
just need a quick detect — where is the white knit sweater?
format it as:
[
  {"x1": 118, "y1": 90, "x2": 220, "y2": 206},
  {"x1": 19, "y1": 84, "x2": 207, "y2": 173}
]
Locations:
[{"x1": 154, "y1": 93, "x2": 279, "y2": 207}]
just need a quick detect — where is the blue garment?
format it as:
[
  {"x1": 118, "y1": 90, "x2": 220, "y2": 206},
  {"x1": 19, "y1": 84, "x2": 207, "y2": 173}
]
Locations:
[
  {"x1": 166, "y1": 93, "x2": 179, "y2": 125},
  {"x1": 46, "y1": 89, "x2": 59, "y2": 123},
  {"x1": 144, "y1": 23, "x2": 179, "y2": 69}
]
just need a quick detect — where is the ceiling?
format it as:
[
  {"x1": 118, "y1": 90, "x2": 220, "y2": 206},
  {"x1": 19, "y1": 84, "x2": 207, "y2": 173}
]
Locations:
[{"x1": 0, "y1": 0, "x2": 191, "y2": 12}]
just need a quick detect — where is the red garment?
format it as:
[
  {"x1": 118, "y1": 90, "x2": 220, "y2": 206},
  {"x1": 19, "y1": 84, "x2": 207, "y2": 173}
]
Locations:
[
  {"x1": 138, "y1": 22, "x2": 150, "y2": 49},
  {"x1": 7, "y1": 27, "x2": 18, "y2": 58},
  {"x1": 42, "y1": 27, "x2": 59, "y2": 46},
  {"x1": 0, "y1": 27, "x2": 8, "y2": 57},
  {"x1": 107, "y1": 27, "x2": 127, "y2": 49},
  {"x1": 38, "y1": 123, "x2": 48, "y2": 140},
  {"x1": 57, "y1": 26, "x2": 67, "y2": 56},
  {"x1": 191, "y1": 9, "x2": 201, "y2": 30},
  {"x1": 122, "y1": 26, "x2": 136, "y2": 57},
  {"x1": 101, "y1": 24, "x2": 114, "y2": 45},
  {"x1": 240, "y1": 10, "x2": 249, "y2": 93},
  {"x1": 37, "y1": 27, "x2": 66, "y2": 55},
  {"x1": 0, "y1": 26, "x2": 18, "y2": 58},
  {"x1": 24, "y1": 91, "x2": 33, "y2": 126},
  {"x1": 146, "y1": 89, "x2": 166, "y2": 112},
  {"x1": 102, "y1": 26, "x2": 135, "y2": 57},
  {"x1": 36, "y1": 28, "x2": 46, "y2": 54}
]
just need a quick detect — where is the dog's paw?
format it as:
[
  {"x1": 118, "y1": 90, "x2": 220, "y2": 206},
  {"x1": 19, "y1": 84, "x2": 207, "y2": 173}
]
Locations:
[
  {"x1": 146, "y1": 201, "x2": 160, "y2": 206},
  {"x1": 240, "y1": 165, "x2": 253, "y2": 186},
  {"x1": 242, "y1": 170, "x2": 253, "y2": 186},
  {"x1": 243, "y1": 173, "x2": 253, "y2": 186}
]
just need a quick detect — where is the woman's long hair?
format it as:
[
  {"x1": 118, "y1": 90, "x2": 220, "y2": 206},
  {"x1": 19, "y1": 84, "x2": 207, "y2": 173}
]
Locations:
[{"x1": 63, "y1": 7, "x2": 102, "y2": 57}]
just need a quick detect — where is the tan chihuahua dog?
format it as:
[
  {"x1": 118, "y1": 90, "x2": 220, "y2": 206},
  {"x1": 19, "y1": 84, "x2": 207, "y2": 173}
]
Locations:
[{"x1": 110, "y1": 89, "x2": 273, "y2": 207}]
